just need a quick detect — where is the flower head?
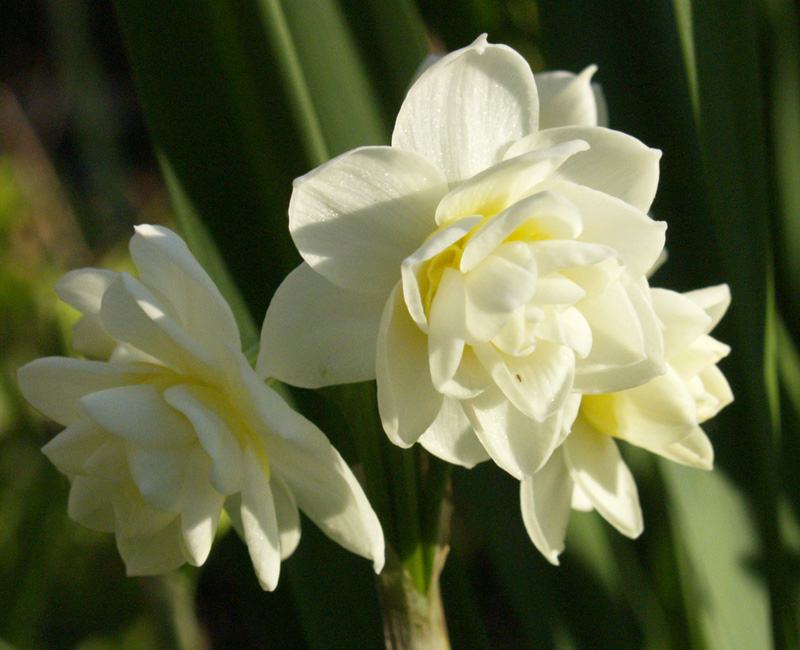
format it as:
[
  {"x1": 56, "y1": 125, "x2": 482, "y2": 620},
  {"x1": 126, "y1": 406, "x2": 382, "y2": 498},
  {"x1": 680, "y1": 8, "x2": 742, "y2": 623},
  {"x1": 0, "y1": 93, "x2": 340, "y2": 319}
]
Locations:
[
  {"x1": 261, "y1": 36, "x2": 666, "y2": 478},
  {"x1": 520, "y1": 284, "x2": 733, "y2": 564},
  {"x1": 18, "y1": 225, "x2": 384, "y2": 589}
]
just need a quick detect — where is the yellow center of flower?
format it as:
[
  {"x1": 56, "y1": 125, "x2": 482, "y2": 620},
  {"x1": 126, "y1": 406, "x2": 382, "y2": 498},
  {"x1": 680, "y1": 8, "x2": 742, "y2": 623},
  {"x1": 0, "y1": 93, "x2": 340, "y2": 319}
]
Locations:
[{"x1": 579, "y1": 394, "x2": 619, "y2": 438}]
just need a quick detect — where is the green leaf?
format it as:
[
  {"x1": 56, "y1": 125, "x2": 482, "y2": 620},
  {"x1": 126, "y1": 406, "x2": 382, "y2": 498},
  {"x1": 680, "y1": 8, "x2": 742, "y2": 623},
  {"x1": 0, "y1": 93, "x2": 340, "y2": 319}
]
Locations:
[{"x1": 662, "y1": 462, "x2": 772, "y2": 650}]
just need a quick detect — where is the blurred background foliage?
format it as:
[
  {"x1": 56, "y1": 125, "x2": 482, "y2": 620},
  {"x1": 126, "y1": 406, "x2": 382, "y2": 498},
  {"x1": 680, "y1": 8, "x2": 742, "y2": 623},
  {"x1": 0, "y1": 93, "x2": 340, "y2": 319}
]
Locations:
[{"x1": 0, "y1": 0, "x2": 798, "y2": 648}]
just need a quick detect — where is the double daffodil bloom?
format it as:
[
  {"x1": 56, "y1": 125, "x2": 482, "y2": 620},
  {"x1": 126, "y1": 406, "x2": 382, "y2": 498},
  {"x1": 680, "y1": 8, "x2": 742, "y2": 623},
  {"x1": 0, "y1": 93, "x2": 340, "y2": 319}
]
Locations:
[
  {"x1": 521, "y1": 285, "x2": 733, "y2": 563},
  {"x1": 261, "y1": 35, "x2": 666, "y2": 479},
  {"x1": 18, "y1": 225, "x2": 383, "y2": 589}
]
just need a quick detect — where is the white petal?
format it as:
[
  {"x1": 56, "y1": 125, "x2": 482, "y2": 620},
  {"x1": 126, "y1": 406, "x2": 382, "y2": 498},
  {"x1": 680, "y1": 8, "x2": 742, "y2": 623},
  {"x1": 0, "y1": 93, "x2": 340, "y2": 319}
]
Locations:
[
  {"x1": 460, "y1": 191, "x2": 582, "y2": 272},
  {"x1": 464, "y1": 242, "x2": 538, "y2": 343},
  {"x1": 435, "y1": 141, "x2": 589, "y2": 226},
  {"x1": 258, "y1": 263, "x2": 385, "y2": 388},
  {"x1": 238, "y1": 367, "x2": 385, "y2": 572},
  {"x1": 696, "y1": 364, "x2": 734, "y2": 421},
  {"x1": 463, "y1": 384, "x2": 573, "y2": 479},
  {"x1": 534, "y1": 307, "x2": 593, "y2": 359},
  {"x1": 17, "y1": 357, "x2": 156, "y2": 426},
  {"x1": 534, "y1": 66, "x2": 599, "y2": 129},
  {"x1": 564, "y1": 419, "x2": 643, "y2": 538},
  {"x1": 575, "y1": 279, "x2": 665, "y2": 393},
  {"x1": 683, "y1": 284, "x2": 731, "y2": 331},
  {"x1": 130, "y1": 224, "x2": 241, "y2": 355},
  {"x1": 473, "y1": 341, "x2": 575, "y2": 422},
  {"x1": 56, "y1": 268, "x2": 119, "y2": 358},
  {"x1": 42, "y1": 419, "x2": 108, "y2": 474},
  {"x1": 571, "y1": 485, "x2": 594, "y2": 511},
  {"x1": 82, "y1": 384, "x2": 195, "y2": 448},
  {"x1": 377, "y1": 284, "x2": 443, "y2": 447},
  {"x1": 520, "y1": 446, "x2": 574, "y2": 565},
  {"x1": 111, "y1": 479, "x2": 178, "y2": 539},
  {"x1": 67, "y1": 475, "x2": 115, "y2": 532},
  {"x1": 651, "y1": 288, "x2": 711, "y2": 357},
  {"x1": 393, "y1": 34, "x2": 539, "y2": 186},
  {"x1": 100, "y1": 274, "x2": 215, "y2": 373},
  {"x1": 549, "y1": 179, "x2": 666, "y2": 281},
  {"x1": 655, "y1": 427, "x2": 714, "y2": 470},
  {"x1": 71, "y1": 316, "x2": 118, "y2": 360},
  {"x1": 532, "y1": 240, "x2": 618, "y2": 279},
  {"x1": 508, "y1": 126, "x2": 661, "y2": 213},
  {"x1": 163, "y1": 384, "x2": 243, "y2": 495},
  {"x1": 179, "y1": 446, "x2": 224, "y2": 566},
  {"x1": 240, "y1": 446, "x2": 281, "y2": 591},
  {"x1": 402, "y1": 215, "x2": 482, "y2": 333},
  {"x1": 289, "y1": 146, "x2": 446, "y2": 294},
  {"x1": 428, "y1": 268, "x2": 466, "y2": 393},
  {"x1": 271, "y1": 473, "x2": 302, "y2": 560},
  {"x1": 117, "y1": 517, "x2": 187, "y2": 576},
  {"x1": 419, "y1": 397, "x2": 490, "y2": 468},
  {"x1": 126, "y1": 444, "x2": 188, "y2": 512}
]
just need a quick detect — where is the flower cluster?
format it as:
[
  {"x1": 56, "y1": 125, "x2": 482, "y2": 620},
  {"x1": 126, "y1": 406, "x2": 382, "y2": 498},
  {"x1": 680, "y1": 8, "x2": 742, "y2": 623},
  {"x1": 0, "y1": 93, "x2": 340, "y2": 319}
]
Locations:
[
  {"x1": 18, "y1": 35, "x2": 732, "y2": 582},
  {"x1": 260, "y1": 35, "x2": 732, "y2": 560},
  {"x1": 17, "y1": 225, "x2": 383, "y2": 588}
]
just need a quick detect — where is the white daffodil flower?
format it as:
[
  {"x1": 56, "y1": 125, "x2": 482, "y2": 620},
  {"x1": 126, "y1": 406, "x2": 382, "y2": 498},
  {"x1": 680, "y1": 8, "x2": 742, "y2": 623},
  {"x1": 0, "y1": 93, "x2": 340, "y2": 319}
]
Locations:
[
  {"x1": 520, "y1": 284, "x2": 733, "y2": 564},
  {"x1": 17, "y1": 225, "x2": 384, "y2": 589},
  {"x1": 260, "y1": 35, "x2": 667, "y2": 480}
]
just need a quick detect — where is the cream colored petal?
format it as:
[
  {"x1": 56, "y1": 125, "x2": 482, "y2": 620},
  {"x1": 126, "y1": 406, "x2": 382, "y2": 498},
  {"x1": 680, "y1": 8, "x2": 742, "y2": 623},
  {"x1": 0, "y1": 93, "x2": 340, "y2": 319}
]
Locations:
[
  {"x1": 17, "y1": 357, "x2": 157, "y2": 427},
  {"x1": 130, "y1": 224, "x2": 241, "y2": 355},
  {"x1": 67, "y1": 475, "x2": 115, "y2": 532},
  {"x1": 71, "y1": 316, "x2": 118, "y2": 360},
  {"x1": 117, "y1": 517, "x2": 187, "y2": 576},
  {"x1": 463, "y1": 384, "x2": 571, "y2": 479},
  {"x1": 402, "y1": 215, "x2": 482, "y2": 333},
  {"x1": 377, "y1": 284, "x2": 443, "y2": 447},
  {"x1": 419, "y1": 397, "x2": 490, "y2": 468},
  {"x1": 393, "y1": 34, "x2": 539, "y2": 186},
  {"x1": 548, "y1": 179, "x2": 666, "y2": 281},
  {"x1": 507, "y1": 126, "x2": 661, "y2": 213},
  {"x1": 520, "y1": 446, "x2": 574, "y2": 565},
  {"x1": 534, "y1": 66, "x2": 599, "y2": 129},
  {"x1": 534, "y1": 307, "x2": 593, "y2": 359},
  {"x1": 126, "y1": 444, "x2": 188, "y2": 512},
  {"x1": 683, "y1": 284, "x2": 731, "y2": 331},
  {"x1": 655, "y1": 427, "x2": 714, "y2": 470},
  {"x1": 564, "y1": 419, "x2": 643, "y2": 538},
  {"x1": 289, "y1": 146, "x2": 447, "y2": 295},
  {"x1": 575, "y1": 279, "x2": 664, "y2": 393},
  {"x1": 180, "y1": 446, "x2": 224, "y2": 566},
  {"x1": 82, "y1": 384, "x2": 195, "y2": 449},
  {"x1": 258, "y1": 263, "x2": 385, "y2": 388},
  {"x1": 270, "y1": 473, "x2": 302, "y2": 560},
  {"x1": 42, "y1": 419, "x2": 108, "y2": 475},
  {"x1": 100, "y1": 274, "x2": 215, "y2": 373},
  {"x1": 473, "y1": 340, "x2": 575, "y2": 422},
  {"x1": 428, "y1": 268, "x2": 467, "y2": 393},
  {"x1": 163, "y1": 384, "x2": 243, "y2": 496},
  {"x1": 237, "y1": 363, "x2": 385, "y2": 572},
  {"x1": 435, "y1": 141, "x2": 589, "y2": 226},
  {"x1": 240, "y1": 446, "x2": 281, "y2": 591},
  {"x1": 696, "y1": 364, "x2": 734, "y2": 421},
  {"x1": 651, "y1": 288, "x2": 711, "y2": 357},
  {"x1": 111, "y1": 479, "x2": 178, "y2": 539}
]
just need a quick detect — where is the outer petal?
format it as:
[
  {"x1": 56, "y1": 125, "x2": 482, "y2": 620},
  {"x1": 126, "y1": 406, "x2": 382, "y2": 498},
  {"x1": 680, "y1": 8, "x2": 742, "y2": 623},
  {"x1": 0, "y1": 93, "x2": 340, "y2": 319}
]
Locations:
[
  {"x1": 240, "y1": 446, "x2": 281, "y2": 591},
  {"x1": 651, "y1": 288, "x2": 712, "y2": 357},
  {"x1": 462, "y1": 384, "x2": 572, "y2": 479},
  {"x1": 289, "y1": 146, "x2": 447, "y2": 295},
  {"x1": 549, "y1": 179, "x2": 666, "y2": 281},
  {"x1": 428, "y1": 268, "x2": 467, "y2": 393},
  {"x1": 130, "y1": 224, "x2": 241, "y2": 355},
  {"x1": 17, "y1": 357, "x2": 156, "y2": 426},
  {"x1": 258, "y1": 263, "x2": 385, "y2": 387},
  {"x1": 418, "y1": 397, "x2": 490, "y2": 468},
  {"x1": 238, "y1": 364, "x2": 385, "y2": 573},
  {"x1": 534, "y1": 66, "x2": 599, "y2": 129},
  {"x1": 67, "y1": 475, "x2": 115, "y2": 532},
  {"x1": 564, "y1": 419, "x2": 643, "y2": 538},
  {"x1": 655, "y1": 427, "x2": 714, "y2": 470},
  {"x1": 100, "y1": 274, "x2": 215, "y2": 374},
  {"x1": 126, "y1": 444, "x2": 188, "y2": 512},
  {"x1": 42, "y1": 419, "x2": 107, "y2": 475},
  {"x1": 179, "y1": 446, "x2": 225, "y2": 566},
  {"x1": 393, "y1": 35, "x2": 539, "y2": 186},
  {"x1": 507, "y1": 126, "x2": 661, "y2": 213},
  {"x1": 117, "y1": 517, "x2": 188, "y2": 576},
  {"x1": 377, "y1": 283, "x2": 443, "y2": 447},
  {"x1": 56, "y1": 268, "x2": 119, "y2": 358},
  {"x1": 520, "y1": 446, "x2": 574, "y2": 565},
  {"x1": 683, "y1": 284, "x2": 731, "y2": 331},
  {"x1": 271, "y1": 473, "x2": 301, "y2": 560}
]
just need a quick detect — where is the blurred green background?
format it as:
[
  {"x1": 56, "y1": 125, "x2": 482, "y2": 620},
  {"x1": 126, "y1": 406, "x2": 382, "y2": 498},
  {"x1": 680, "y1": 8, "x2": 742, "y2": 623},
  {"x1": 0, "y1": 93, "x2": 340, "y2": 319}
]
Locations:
[{"x1": 1, "y1": 0, "x2": 798, "y2": 648}]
